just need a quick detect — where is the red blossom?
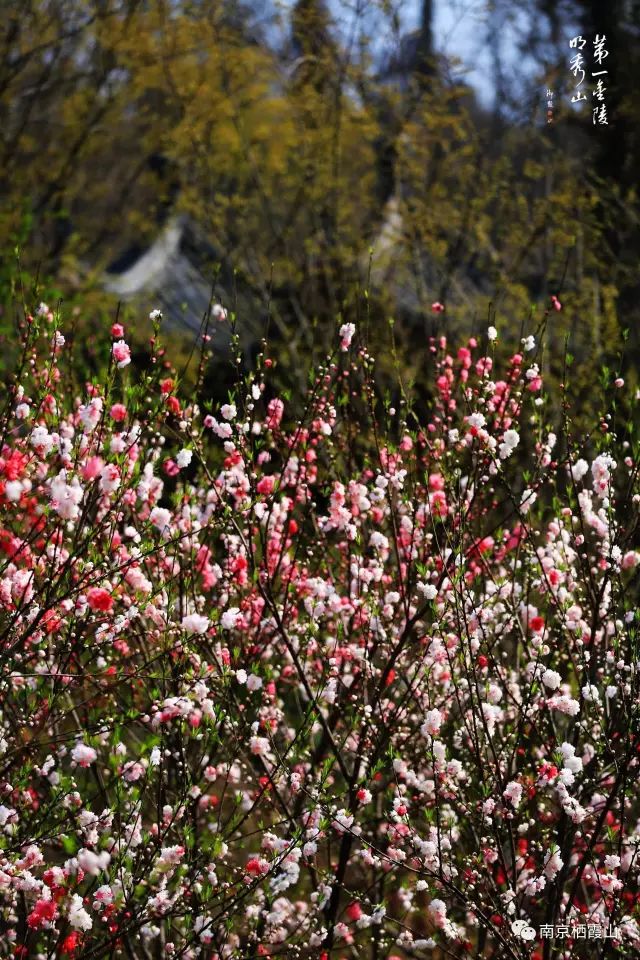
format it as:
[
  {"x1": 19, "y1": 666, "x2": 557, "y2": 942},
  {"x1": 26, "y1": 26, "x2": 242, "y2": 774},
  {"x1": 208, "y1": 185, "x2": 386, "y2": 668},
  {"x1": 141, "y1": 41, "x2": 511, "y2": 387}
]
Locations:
[
  {"x1": 27, "y1": 899, "x2": 57, "y2": 929},
  {"x1": 346, "y1": 901, "x2": 362, "y2": 921},
  {"x1": 86, "y1": 587, "x2": 113, "y2": 612},
  {"x1": 61, "y1": 933, "x2": 81, "y2": 956}
]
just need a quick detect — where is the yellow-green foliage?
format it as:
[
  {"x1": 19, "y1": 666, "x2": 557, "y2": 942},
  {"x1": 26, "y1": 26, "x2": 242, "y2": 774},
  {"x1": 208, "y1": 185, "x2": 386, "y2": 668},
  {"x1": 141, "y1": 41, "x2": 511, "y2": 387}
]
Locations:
[{"x1": 0, "y1": 0, "x2": 637, "y2": 414}]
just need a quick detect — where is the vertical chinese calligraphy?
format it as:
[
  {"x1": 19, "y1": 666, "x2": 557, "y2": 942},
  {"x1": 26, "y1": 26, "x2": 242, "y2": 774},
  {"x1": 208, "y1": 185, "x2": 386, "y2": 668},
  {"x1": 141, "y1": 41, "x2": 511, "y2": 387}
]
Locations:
[
  {"x1": 592, "y1": 34, "x2": 609, "y2": 125},
  {"x1": 569, "y1": 34, "x2": 609, "y2": 125},
  {"x1": 569, "y1": 35, "x2": 587, "y2": 103},
  {"x1": 546, "y1": 88, "x2": 554, "y2": 124}
]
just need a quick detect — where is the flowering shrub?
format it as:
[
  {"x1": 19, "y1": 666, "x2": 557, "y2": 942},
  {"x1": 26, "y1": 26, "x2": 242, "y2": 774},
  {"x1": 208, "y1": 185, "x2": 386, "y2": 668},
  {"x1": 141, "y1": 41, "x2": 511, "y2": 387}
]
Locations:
[{"x1": 0, "y1": 303, "x2": 639, "y2": 959}]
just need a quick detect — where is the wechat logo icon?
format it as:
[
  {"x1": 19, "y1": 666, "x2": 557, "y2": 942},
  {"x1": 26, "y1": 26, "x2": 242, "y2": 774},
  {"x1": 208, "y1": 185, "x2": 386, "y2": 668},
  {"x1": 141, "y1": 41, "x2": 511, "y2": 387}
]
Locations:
[{"x1": 511, "y1": 918, "x2": 536, "y2": 941}]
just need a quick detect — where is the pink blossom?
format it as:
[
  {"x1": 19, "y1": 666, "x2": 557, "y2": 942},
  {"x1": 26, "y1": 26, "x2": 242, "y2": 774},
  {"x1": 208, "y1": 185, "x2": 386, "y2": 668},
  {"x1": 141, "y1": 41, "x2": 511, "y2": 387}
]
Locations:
[
  {"x1": 503, "y1": 781, "x2": 523, "y2": 809},
  {"x1": 266, "y1": 397, "x2": 284, "y2": 430},
  {"x1": 112, "y1": 339, "x2": 131, "y2": 368},
  {"x1": 181, "y1": 613, "x2": 210, "y2": 634},
  {"x1": 339, "y1": 322, "x2": 355, "y2": 351},
  {"x1": 71, "y1": 743, "x2": 98, "y2": 767}
]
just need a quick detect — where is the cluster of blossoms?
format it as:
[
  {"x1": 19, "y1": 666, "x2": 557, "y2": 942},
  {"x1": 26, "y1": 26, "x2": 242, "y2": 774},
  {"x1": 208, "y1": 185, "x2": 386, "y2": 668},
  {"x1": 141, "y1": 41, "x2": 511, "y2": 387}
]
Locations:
[{"x1": 0, "y1": 304, "x2": 638, "y2": 960}]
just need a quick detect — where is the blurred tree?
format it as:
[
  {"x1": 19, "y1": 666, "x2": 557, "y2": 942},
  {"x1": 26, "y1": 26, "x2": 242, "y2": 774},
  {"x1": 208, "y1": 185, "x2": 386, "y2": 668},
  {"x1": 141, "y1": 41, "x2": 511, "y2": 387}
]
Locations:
[{"x1": 0, "y1": 0, "x2": 638, "y2": 411}]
